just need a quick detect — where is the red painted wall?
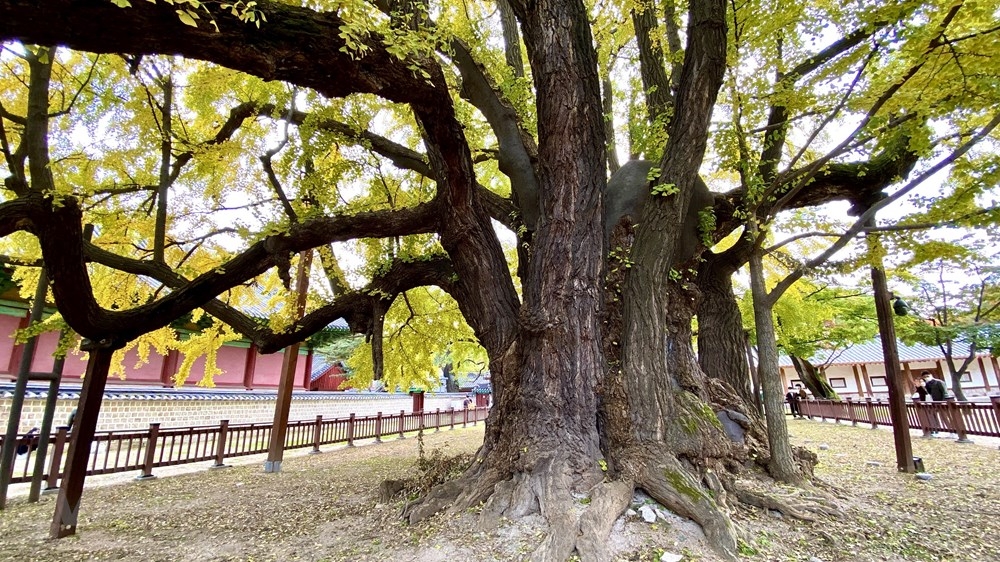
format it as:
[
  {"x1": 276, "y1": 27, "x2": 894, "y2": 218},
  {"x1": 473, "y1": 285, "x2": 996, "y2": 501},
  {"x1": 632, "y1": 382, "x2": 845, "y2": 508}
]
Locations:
[{"x1": 0, "y1": 314, "x2": 22, "y2": 374}]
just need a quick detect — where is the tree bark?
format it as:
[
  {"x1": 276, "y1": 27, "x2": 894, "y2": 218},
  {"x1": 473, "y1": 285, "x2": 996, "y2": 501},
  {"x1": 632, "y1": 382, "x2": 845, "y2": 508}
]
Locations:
[
  {"x1": 748, "y1": 249, "x2": 801, "y2": 483},
  {"x1": 697, "y1": 250, "x2": 755, "y2": 407},
  {"x1": 790, "y1": 355, "x2": 839, "y2": 399}
]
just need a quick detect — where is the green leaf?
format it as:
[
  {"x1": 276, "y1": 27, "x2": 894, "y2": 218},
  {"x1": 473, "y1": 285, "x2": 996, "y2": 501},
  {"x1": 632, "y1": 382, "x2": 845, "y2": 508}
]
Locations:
[{"x1": 176, "y1": 9, "x2": 199, "y2": 27}]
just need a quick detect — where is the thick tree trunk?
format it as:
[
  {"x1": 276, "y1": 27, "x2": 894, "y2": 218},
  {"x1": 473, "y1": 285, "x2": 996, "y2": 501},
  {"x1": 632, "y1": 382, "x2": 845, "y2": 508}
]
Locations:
[
  {"x1": 697, "y1": 251, "x2": 755, "y2": 407},
  {"x1": 409, "y1": 1, "x2": 614, "y2": 559}
]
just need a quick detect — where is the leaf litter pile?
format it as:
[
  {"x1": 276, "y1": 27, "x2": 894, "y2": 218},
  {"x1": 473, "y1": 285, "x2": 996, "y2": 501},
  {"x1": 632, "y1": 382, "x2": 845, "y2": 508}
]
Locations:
[{"x1": 0, "y1": 419, "x2": 996, "y2": 561}]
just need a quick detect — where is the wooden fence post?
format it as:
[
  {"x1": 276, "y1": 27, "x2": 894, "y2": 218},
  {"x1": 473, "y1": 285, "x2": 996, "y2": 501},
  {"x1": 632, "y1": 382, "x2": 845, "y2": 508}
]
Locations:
[
  {"x1": 398, "y1": 410, "x2": 406, "y2": 439},
  {"x1": 311, "y1": 415, "x2": 323, "y2": 454},
  {"x1": 434, "y1": 408, "x2": 441, "y2": 432},
  {"x1": 914, "y1": 399, "x2": 931, "y2": 438},
  {"x1": 992, "y1": 397, "x2": 1000, "y2": 442},
  {"x1": 375, "y1": 412, "x2": 383, "y2": 444},
  {"x1": 347, "y1": 414, "x2": 356, "y2": 447},
  {"x1": 846, "y1": 398, "x2": 858, "y2": 427},
  {"x1": 136, "y1": 423, "x2": 160, "y2": 480},
  {"x1": 463, "y1": 406, "x2": 468, "y2": 428},
  {"x1": 211, "y1": 420, "x2": 229, "y2": 468},
  {"x1": 866, "y1": 398, "x2": 878, "y2": 429},
  {"x1": 449, "y1": 407, "x2": 455, "y2": 430},
  {"x1": 44, "y1": 427, "x2": 69, "y2": 493},
  {"x1": 947, "y1": 399, "x2": 972, "y2": 443}
]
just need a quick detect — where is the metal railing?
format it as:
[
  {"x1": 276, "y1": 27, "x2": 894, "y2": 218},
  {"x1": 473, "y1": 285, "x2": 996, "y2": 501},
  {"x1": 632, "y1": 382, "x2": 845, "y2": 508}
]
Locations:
[
  {"x1": 797, "y1": 397, "x2": 1000, "y2": 441},
  {"x1": 1, "y1": 407, "x2": 488, "y2": 487}
]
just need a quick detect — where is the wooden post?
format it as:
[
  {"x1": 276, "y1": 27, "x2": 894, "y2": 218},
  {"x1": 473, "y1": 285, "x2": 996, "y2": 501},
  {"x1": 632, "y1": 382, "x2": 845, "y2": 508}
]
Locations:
[
  {"x1": 347, "y1": 413, "x2": 355, "y2": 447},
  {"x1": 159, "y1": 349, "x2": 179, "y2": 387},
  {"x1": 865, "y1": 398, "x2": 878, "y2": 429},
  {"x1": 264, "y1": 250, "x2": 313, "y2": 474},
  {"x1": 463, "y1": 406, "x2": 468, "y2": 428},
  {"x1": 212, "y1": 420, "x2": 229, "y2": 467},
  {"x1": 449, "y1": 407, "x2": 455, "y2": 430},
  {"x1": 434, "y1": 408, "x2": 441, "y2": 432},
  {"x1": 44, "y1": 426, "x2": 69, "y2": 493},
  {"x1": 947, "y1": 399, "x2": 972, "y2": 443},
  {"x1": 241, "y1": 344, "x2": 258, "y2": 390},
  {"x1": 859, "y1": 364, "x2": 874, "y2": 397},
  {"x1": 978, "y1": 357, "x2": 991, "y2": 392},
  {"x1": 0, "y1": 269, "x2": 49, "y2": 508},
  {"x1": 136, "y1": 423, "x2": 160, "y2": 480},
  {"x1": 991, "y1": 397, "x2": 1000, "y2": 440},
  {"x1": 846, "y1": 398, "x2": 858, "y2": 427},
  {"x1": 915, "y1": 399, "x2": 932, "y2": 438},
  {"x1": 310, "y1": 415, "x2": 323, "y2": 453},
  {"x1": 398, "y1": 410, "x2": 406, "y2": 439},
  {"x1": 374, "y1": 412, "x2": 383, "y2": 443},
  {"x1": 29, "y1": 351, "x2": 69, "y2": 502},
  {"x1": 51, "y1": 343, "x2": 116, "y2": 538}
]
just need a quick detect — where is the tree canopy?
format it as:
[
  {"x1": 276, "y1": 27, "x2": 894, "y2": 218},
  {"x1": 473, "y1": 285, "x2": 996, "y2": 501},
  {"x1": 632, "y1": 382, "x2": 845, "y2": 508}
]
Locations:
[{"x1": 2, "y1": 0, "x2": 999, "y2": 559}]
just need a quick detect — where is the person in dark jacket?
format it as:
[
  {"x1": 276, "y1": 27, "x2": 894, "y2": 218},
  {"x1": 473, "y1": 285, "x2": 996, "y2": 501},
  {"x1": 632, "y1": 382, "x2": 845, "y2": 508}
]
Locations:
[
  {"x1": 922, "y1": 371, "x2": 947, "y2": 401},
  {"x1": 921, "y1": 371, "x2": 947, "y2": 435},
  {"x1": 785, "y1": 386, "x2": 801, "y2": 418},
  {"x1": 913, "y1": 377, "x2": 929, "y2": 401}
]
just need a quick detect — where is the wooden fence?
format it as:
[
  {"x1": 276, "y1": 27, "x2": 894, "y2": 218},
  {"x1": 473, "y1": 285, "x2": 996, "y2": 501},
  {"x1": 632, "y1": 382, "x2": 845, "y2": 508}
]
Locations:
[
  {"x1": 798, "y1": 397, "x2": 1000, "y2": 441},
  {"x1": 1, "y1": 407, "x2": 488, "y2": 488}
]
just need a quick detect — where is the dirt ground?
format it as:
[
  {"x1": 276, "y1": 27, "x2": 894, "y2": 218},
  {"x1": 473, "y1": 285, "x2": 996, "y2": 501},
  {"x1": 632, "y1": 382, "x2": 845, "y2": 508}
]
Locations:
[{"x1": 0, "y1": 419, "x2": 997, "y2": 561}]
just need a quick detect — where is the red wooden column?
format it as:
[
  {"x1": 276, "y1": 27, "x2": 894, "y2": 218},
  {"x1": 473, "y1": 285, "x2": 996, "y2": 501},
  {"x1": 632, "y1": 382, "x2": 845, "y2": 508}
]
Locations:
[
  {"x1": 51, "y1": 343, "x2": 116, "y2": 538},
  {"x1": 5, "y1": 313, "x2": 30, "y2": 376},
  {"x1": 264, "y1": 250, "x2": 312, "y2": 473},
  {"x1": 301, "y1": 348, "x2": 314, "y2": 390},
  {"x1": 159, "y1": 350, "x2": 179, "y2": 387},
  {"x1": 242, "y1": 343, "x2": 258, "y2": 390}
]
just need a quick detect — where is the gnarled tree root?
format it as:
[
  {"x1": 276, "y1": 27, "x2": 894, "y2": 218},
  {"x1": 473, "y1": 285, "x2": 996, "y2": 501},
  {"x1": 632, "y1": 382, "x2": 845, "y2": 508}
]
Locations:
[
  {"x1": 730, "y1": 479, "x2": 844, "y2": 522},
  {"x1": 406, "y1": 456, "x2": 633, "y2": 561},
  {"x1": 637, "y1": 454, "x2": 740, "y2": 562}
]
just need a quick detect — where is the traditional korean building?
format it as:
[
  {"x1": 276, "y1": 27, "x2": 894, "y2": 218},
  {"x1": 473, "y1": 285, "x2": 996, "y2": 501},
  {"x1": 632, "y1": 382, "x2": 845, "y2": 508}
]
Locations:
[{"x1": 778, "y1": 336, "x2": 1000, "y2": 399}]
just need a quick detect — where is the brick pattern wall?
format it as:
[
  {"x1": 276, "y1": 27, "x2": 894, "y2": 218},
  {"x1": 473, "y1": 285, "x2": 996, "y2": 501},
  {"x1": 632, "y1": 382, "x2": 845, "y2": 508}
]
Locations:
[{"x1": 1, "y1": 393, "x2": 467, "y2": 433}]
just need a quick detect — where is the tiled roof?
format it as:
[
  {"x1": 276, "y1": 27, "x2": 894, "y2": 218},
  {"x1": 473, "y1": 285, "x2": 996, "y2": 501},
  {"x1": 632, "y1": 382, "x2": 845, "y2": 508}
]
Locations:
[{"x1": 778, "y1": 336, "x2": 984, "y2": 367}]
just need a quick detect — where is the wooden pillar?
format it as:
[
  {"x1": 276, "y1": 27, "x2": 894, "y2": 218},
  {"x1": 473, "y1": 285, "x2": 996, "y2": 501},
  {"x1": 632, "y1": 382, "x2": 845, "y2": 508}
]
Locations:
[
  {"x1": 159, "y1": 349, "x2": 179, "y2": 387},
  {"x1": 851, "y1": 365, "x2": 865, "y2": 398},
  {"x1": 977, "y1": 357, "x2": 990, "y2": 392},
  {"x1": 859, "y1": 364, "x2": 874, "y2": 396},
  {"x1": 5, "y1": 313, "x2": 30, "y2": 376},
  {"x1": 51, "y1": 343, "x2": 116, "y2": 538},
  {"x1": 264, "y1": 250, "x2": 312, "y2": 473},
  {"x1": 301, "y1": 348, "x2": 314, "y2": 390},
  {"x1": 902, "y1": 362, "x2": 913, "y2": 391},
  {"x1": 241, "y1": 344, "x2": 258, "y2": 390}
]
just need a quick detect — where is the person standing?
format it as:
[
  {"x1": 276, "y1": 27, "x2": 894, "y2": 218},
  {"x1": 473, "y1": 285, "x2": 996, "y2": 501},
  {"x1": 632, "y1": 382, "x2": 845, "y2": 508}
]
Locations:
[
  {"x1": 922, "y1": 371, "x2": 947, "y2": 435},
  {"x1": 785, "y1": 386, "x2": 801, "y2": 418},
  {"x1": 913, "y1": 377, "x2": 928, "y2": 401},
  {"x1": 923, "y1": 371, "x2": 947, "y2": 401}
]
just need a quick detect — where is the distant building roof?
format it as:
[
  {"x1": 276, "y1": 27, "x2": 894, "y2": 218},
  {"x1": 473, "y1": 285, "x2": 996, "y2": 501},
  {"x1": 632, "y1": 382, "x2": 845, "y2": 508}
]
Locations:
[{"x1": 778, "y1": 336, "x2": 985, "y2": 367}]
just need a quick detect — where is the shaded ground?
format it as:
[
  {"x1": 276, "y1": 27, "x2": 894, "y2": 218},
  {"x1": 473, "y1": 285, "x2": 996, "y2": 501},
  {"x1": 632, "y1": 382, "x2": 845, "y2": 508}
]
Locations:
[{"x1": 0, "y1": 420, "x2": 997, "y2": 561}]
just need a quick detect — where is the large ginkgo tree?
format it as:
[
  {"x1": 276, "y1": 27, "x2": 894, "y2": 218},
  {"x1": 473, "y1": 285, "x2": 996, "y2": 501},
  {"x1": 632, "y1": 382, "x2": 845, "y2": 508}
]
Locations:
[{"x1": 1, "y1": 0, "x2": 998, "y2": 559}]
